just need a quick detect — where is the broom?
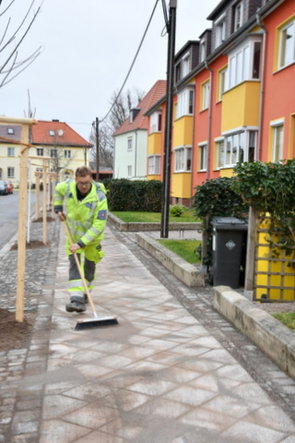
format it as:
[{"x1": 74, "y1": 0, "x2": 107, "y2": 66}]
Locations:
[{"x1": 63, "y1": 217, "x2": 118, "y2": 330}]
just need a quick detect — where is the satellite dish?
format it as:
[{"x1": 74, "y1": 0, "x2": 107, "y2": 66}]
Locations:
[{"x1": 57, "y1": 129, "x2": 64, "y2": 136}]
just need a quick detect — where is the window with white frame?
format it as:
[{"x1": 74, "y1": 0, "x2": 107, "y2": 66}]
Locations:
[
  {"x1": 279, "y1": 20, "x2": 295, "y2": 69},
  {"x1": 7, "y1": 147, "x2": 15, "y2": 156},
  {"x1": 7, "y1": 128, "x2": 15, "y2": 135},
  {"x1": 177, "y1": 88, "x2": 194, "y2": 118},
  {"x1": 218, "y1": 67, "x2": 228, "y2": 101},
  {"x1": 200, "y1": 38, "x2": 206, "y2": 62},
  {"x1": 233, "y1": 1, "x2": 243, "y2": 32},
  {"x1": 50, "y1": 149, "x2": 57, "y2": 157},
  {"x1": 175, "y1": 146, "x2": 192, "y2": 172},
  {"x1": 227, "y1": 38, "x2": 261, "y2": 89},
  {"x1": 215, "y1": 13, "x2": 226, "y2": 48},
  {"x1": 64, "y1": 150, "x2": 71, "y2": 158},
  {"x1": 127, "y1": 165, "x2": 132, "y2": 177},
  {"x1": 148, "y1": 155, "x2": 160, "y2": 175},
  {"x1": 37, "y1": 148, "x2": 44, "y2": 156},
  {"x1": 7, "y1": 167, "x2": 14, "y2": 178},
  {"x1": 198, "y1": 143, "x2": 208, "y2": 171},
  {"x1": 216, "y1": 129, "x2": 258, "y2": 168},
  {"x1": 201, "y1": 81, "x2": 210, "y2": 110},
  {"x1": 49, "y1": 130, "x2": 55, "y2": 136},
  {"x1": 150, "y1": 111, "x2": 162, "y2": 132},
  {"x1": 271, "y1": 122, "x2": 284, "y2": 162},
  {"x1": 127, "y1": 136, "x2": 133, "y2": 151}
]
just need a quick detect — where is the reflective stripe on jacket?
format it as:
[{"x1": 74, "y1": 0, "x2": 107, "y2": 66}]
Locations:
[{"x1": 53, "y1": 179, "x2": 108, "y2": 247}]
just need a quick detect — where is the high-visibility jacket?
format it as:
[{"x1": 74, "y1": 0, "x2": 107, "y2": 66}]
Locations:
[{"x1": 54, "y1": 179, "x2": 108, "y2": 262}]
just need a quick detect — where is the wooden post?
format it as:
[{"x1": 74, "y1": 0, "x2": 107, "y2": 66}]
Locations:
[
  {"x1": 42, "y1": 166, "x2": 48, "y2": 245},
  {"x1": 35, "y1": 172, "x2": 40, "y2": 220},
  {"x1": 16, "y1": 127, "x2": 30, "y2": 322},
  {"x1": 244, "y1": 206, "x2": 257, "y2": 300}
]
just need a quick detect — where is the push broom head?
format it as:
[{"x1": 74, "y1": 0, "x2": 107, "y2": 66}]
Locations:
[{"x1": 75, "y1": 315, "x2": 119, "y2": 330}]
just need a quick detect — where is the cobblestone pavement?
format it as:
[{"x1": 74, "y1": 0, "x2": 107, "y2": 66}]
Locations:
[{"x1": 0, "y1": 221, "x2": 294, "y2": 442}]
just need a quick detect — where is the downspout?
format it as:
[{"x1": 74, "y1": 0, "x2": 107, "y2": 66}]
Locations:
[
  {"x1": 256, "y1": 10, "x2": 267, "y2": 161},
  {"x1": 190, "y1": 84, "x2": 197, "y2": 205},
  {"x1": 205, "y1": 61, "x2": 213, "y2": 180},
  {"x1": 134, "y1": 130, "x2": 138, "y2": 178}
]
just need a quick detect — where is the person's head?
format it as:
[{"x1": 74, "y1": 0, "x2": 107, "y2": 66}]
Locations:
[{"x1": 75, "y1": 166, "x2": 93, "y2": 194}]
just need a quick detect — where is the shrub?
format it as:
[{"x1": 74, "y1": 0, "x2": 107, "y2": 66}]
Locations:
[{"x1": 170, "y1": 204, "x2": 184, "y2": 217}]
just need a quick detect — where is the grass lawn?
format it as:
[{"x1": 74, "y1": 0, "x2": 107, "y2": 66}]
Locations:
[
  {"x1": 157, "y1": 239, "x2": 201, "y2": 264},
  {"x1": 112, "y1": 209, "x2": 200, "y2": 223},
  {"x1": 273, "y1": 312, "x2": 295, "y2": 330}
]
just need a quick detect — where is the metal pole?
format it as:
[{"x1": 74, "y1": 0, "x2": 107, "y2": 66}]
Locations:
[
  {"x1": 160, "y1": 0, "x2": 177, "y2": 238},
  {"x1": 95, "y1": 117, "x2": 99, "y2": 181}
]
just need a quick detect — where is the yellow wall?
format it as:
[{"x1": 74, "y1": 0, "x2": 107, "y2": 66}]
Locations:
[
  {"x1": 171, "y1": 172, "x2": 192, "y2": 199},
  {"x1": 219, "y1": 168, "x2": 234, "y2": 178},
  {"x1": 222, "y1": 81, "x2": 261, "y2": 132},
  {"x1": 148, "y1": 133, "x2": 162, "y2": 155},
  {"x1": 173, "y1": 116, "x2": 193, "y2": 147},
  {"x1": 148, "y1": 174, "x2": 160, "y2": 181}
]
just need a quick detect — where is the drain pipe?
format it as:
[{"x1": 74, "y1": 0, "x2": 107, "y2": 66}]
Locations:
[
  {"x1": 255, "y1": 10, "x2": 267, "y2": 161},
  {"x1": 205, "y1": 61, "x2": 213, "y2": 180}
]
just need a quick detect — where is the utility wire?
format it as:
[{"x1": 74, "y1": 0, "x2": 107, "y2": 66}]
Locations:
[{"x1": 99, "y1": 0, "x2": 160, "y2": 124}]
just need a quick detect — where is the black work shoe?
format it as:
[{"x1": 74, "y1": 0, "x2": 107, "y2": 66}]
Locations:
[
  {"x1": 66, "y1": 301, "x2": 86, "y2": 313},
  {"x1": 84, "y1": 293, "x2": 88, "y2": 304}
]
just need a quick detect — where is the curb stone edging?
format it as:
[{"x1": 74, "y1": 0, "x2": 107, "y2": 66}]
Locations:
[
  {"x1": 135, "y1": 232, "x2": 205, "y2": 287},
  {"x1": 213, "y1": 285, "x2": 295, "y2": 379},
  {"x1": 108, "y1": 212, "x2": 202, "y2": 232}
]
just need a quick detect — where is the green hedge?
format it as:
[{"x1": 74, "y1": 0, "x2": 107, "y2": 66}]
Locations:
[{"x1": 105, "y1": 179, "x2": 162, "y2": 212}]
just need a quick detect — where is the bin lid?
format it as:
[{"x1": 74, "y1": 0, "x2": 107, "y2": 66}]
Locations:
[{"x1": 211, "y1": 216, "x2": 248, "y2": 230}]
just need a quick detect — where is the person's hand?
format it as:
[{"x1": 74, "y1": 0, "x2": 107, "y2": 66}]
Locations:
[
  {"x1": 58, "y1": 212, "x2": 66, "y2": 221},
  {"x1": 70, "y1": 243, "x2": 81, "y2": 253}
]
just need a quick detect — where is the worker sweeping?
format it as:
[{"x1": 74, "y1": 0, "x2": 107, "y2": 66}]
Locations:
[{"x1": 54, "y1": 166, "x2": 108, "y2": 314}]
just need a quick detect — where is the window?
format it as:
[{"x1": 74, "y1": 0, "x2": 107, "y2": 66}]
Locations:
[
  {"x1": 279, "y1": 20, "x2": 295, "y2": 68},
  {"x1": 127, "y1": 165, "x2": 132, "y2": 177},
  {"x1": 64, "y1": 150, "x2": 71, "y2": 158},
  {"x1": 201, "y1": 81, "x2": 210, "y2": 110},
  {"x1": 200, "y1": 38, "x2": 206, "y2": 62},
  {"x1": 148, "y1": 155, "x2": 160, "y2": 175},
  {"x1": 233, "y1": 1, "x2": 243, "y2": 32},
  {"x1": 218, "y1": 67, "x2": 228, "y2": 101},
  {"x1": 215, "y1": 14, "x2": 226, "y2": 48},
  {"x1": 177, "y1": 88, "x2": 194, "y2": 118},
  {"x1": 217, "y1": 129, "x2": 257, "y2": 168},
  {"x1": 7, "y1": 128, "x2": 15, "y2": 135},
  {"x1": 198, "y1": 143, "x2": 208, "y2": 171},
  {"x1": 174, "y1": 147, "x2": 192, "y2": 172},
  {"x1": 50, "y1": 149, "x2": 57, "y2": 157},
  {"x1": 49, "y1": 130, "x2": 55, "y2": 136},
  {"x1": 7, "y1": 147, "x2": 15, "y2": 156},
  {"x1": 227, "y1": 38, "x2": 261, "y2": 89},
  {"x1": 271, "y1": 123, "x2": 284, "y2": 162},
  {"x1": 127, "y1": 136, "x2": 132, "y2": 151},
  {"x1": 150, "y1": 112, "x2": 162, "y2": 132},
  {"x1": 37, "y1": 148, "x2": 44, "y2": 156},
  {"x1": 7, "y1": 167, "x2": 14, "y2": 178}
]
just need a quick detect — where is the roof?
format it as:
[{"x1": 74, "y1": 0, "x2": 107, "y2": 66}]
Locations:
[
  {"x1": 113, "y1": 80, "x2": 166, "y2": 136},
  {"x1": 31, "y1": 120, "x2": 92, "y2": 147}
]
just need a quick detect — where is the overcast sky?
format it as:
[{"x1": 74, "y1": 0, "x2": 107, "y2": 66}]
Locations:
[{"x1": 0, "y1": 0, "x2": 218, "y2": 140}]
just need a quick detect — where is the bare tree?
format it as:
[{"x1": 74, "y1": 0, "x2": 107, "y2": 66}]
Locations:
[
  {"x1": 0, "y1": 0, "x2": 42, "y2": 88},
  {"x1": 90, "y1": 88, "x2": 145, "y2": 170}
]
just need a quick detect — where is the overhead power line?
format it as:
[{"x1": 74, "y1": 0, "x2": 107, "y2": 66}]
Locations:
[{"x1": 99, "y1": 0, "x2": 160, "y2": 124}]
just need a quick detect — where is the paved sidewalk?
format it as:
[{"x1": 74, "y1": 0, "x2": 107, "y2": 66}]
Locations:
[{"x1": 2, "y1": 223, "x2": 295, "y2": 442}]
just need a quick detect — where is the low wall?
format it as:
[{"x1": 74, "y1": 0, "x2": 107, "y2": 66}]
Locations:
[{"x1": 213, "y1": 286, "x2": 295, "y2": 379}]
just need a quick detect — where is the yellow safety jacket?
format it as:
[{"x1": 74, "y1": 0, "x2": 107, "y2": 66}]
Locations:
[{"x1": 54, "y1": 179, "x2": 108, "y2": 262}]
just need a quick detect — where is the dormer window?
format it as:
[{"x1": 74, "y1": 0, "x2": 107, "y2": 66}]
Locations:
[
  {"x1": 200, "y1": 38, "x2": 206, "y2": 62},
  {"x1": 7, "y1": 128, "x2": 15, "y2": 135},
  {"x1": 49, "y1": 130, "x2": 55, "y2": 136},
  {"x1": 233, "y1": 1, "x2": 244, "y2": 32},
  {"x1": 150, "y1": 111, "x2": 162, "y2": 133},
  {"x1": 175, "y1": 52, "x2": 191, "y2": 83},
  {"x1": 215, "y1": 13, "x2": 226, "y2": 48},
  {"x1": 129, "y1": 108, "x2": 140, "y2": 123}
]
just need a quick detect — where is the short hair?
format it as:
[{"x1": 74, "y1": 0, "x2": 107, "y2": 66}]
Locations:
[{"x1": 75, "y1": 166, "x2": 93, "y2": 178}]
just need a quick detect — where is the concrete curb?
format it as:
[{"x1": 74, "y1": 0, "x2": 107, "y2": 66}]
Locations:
[
  {"x1": 135, "y1": 232, "x2": 205, "y2": 287},
  {"x1": 108, "y1": 212, "x2": 202, "y2": 232},
  {"x1": 213, "y1": 286, "x2": 295, "y2": 379}
]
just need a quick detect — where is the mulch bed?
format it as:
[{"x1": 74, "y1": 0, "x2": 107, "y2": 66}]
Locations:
[{"x1": 0, "y1": 308, "x2": 36, "y2": 352}]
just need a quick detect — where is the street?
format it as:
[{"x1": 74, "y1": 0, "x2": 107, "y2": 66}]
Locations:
[{"x1": 0, "y1": 191, "x2": 37, "y2": 249}]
